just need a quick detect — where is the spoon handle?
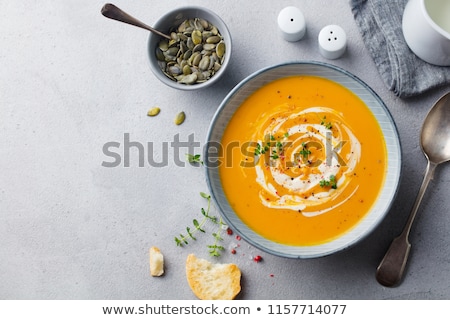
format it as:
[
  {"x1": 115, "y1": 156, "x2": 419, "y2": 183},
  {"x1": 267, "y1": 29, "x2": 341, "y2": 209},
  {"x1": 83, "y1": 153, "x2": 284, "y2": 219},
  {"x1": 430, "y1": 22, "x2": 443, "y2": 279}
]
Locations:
[
  {"x1": 376, "y1": 160, "x2": 437, "y2": 287},
  {"x1": 101, "y1": 3, "x2": 171, "y2": 40},
  {"x1": 375, "y1": 233, "x2": 411, "y2": 287}
]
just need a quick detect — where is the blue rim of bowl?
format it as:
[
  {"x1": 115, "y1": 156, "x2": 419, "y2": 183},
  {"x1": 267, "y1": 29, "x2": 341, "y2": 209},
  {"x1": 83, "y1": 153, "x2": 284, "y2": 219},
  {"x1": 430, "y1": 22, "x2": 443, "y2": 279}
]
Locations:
[{"x1": 204, "y1": 61, "x2": 402, "y2": 259}]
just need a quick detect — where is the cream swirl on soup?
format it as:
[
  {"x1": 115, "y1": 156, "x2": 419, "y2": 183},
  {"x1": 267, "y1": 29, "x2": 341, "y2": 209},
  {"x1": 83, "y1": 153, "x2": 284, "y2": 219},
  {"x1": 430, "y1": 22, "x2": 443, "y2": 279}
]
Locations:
[{"x1": 251, "y1": 105, "x2": 361, "y2": 217}]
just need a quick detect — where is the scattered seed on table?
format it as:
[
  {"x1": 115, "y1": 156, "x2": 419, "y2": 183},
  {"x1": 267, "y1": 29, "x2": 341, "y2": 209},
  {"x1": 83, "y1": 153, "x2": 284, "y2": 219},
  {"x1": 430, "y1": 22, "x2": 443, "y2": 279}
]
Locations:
[
  {"x1": 174, "y1": 111, "x2": 186, "y2": 125},
  {"x1": 147, "y1": 107, "x2": 161, "y2": 117}
]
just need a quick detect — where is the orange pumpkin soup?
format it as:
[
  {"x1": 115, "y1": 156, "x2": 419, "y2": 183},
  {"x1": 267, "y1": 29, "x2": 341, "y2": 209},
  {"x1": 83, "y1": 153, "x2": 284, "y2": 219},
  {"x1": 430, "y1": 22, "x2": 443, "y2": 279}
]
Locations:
[{"x1": 219, "y1": 75, "x2": 387, "y2": 246}]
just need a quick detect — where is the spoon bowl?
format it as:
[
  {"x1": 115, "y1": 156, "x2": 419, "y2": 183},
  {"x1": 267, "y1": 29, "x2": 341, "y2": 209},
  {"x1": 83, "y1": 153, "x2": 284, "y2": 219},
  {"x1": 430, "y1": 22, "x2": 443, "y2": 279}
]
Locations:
[
  {"x1": 376, "y1": 91, "x2": 450, "y2": 287},
  {"x1": 421, "y1": 93, "x2": 450, "y2": 163}
]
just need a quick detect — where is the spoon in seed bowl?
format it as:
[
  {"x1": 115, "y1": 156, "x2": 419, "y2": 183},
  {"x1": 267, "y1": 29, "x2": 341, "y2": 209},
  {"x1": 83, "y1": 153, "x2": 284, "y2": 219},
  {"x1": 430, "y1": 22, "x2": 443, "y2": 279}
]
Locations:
[
  {"x1": 101, "y1": 3, "x2": 171, "y2": 40},
  {"x1": 376, "y1": 91, "x2": 450, "y2": 287}
]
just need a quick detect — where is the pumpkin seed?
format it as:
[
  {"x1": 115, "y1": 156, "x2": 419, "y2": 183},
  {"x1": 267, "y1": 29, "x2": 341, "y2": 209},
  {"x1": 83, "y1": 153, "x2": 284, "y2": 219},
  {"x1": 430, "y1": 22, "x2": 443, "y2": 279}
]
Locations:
[
  {"x1": 168, "y1": 39, "x2": 178, "y2": 47},
  {"x1": 155, "y1": 48, "x2": 165, "y2": 61},
  {"x1": 199, "y1": 18, "x2": 209, "y2": 29},
  {"x1": 186, "y1": 37, "x2": 194, "y2": 50},
  {"x1": 216, "y1": 42, "x2": 225, "y2": 58},
  {"x1": 168, "y1": 65, "x2": 181, "y2": 75},
  {"x1": 178, "y1": 20, "x2": 189, "y2": 33},
  {"x1": 202, "y1": 31, "x2": 213, "y2": 40},
  {"x1": 206, "y1": 36, "x2": 221, "y2": 44},
  {"x1": 165, "y1": 47, "x2": 179, "y2": 56},
  {"x1": 193, "y1": 43, "x2": 203, "y2": 52},
  {"x1": 182, "y1": 65, "x2": 192, "y2": 75},
  {"x1": 194, "y1": 19, "x2": 204, "y2": 32},
  {"x1": 178, "y1": 33, "x2": 188, "y2": 41},
  {"x1": 199, "y1": 55, "x2": 210, "y2": 71},
  {"x1": 183, "y1": 49, "x2": 192, "y2": 60},
  {"x1": 192, "y1": 30, "x2": 202, "y2": 45},
  {"x1": 213, "y1": 62, "x2": 221, "y2": 72},
  {"x1": 192, "y1": 53, "x2": 202, "y2": 66},
  {"x1": 170, "y1": 32, "x2": 178, "y2": 41},
  {"x1": 174, "y1": 111, "x2": 186, "y2": 125},
  {"x1": 158, "y1": 40, "x2": 169, "y2": 51},
  {"x1": 203, "y1": 43, "x2": 216, "y2": 51},
  {"x1": 179, "y1": 73, "x2": 198, "y2": 84},
  {"x1": 147, "y1": 107, "x2": 161, "y2": 117}
]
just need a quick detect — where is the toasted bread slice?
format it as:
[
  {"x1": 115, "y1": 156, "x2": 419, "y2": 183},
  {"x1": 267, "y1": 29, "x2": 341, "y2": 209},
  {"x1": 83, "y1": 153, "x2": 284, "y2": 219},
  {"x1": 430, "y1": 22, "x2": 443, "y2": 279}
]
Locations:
[
  {"x1": 186, "y1": 254, "x2": 241, "y2": 300},
  {"x1": 149, "y1": 246, "x2": 164, "y2": 276}
]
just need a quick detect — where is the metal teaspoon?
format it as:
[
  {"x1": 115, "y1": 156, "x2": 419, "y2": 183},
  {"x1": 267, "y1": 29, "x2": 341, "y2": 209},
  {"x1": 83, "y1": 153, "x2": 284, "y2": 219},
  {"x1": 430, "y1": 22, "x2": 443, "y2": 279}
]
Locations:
[{"x1": 376, "y1": 91, "x2": 450, "y2": 287}]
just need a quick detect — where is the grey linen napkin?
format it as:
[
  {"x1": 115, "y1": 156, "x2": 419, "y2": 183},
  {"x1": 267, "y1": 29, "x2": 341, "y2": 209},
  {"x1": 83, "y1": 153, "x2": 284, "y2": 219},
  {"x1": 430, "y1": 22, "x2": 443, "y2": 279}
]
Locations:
[{"x1": 350, "y1": 0, "x2": 450, "y2": 98}]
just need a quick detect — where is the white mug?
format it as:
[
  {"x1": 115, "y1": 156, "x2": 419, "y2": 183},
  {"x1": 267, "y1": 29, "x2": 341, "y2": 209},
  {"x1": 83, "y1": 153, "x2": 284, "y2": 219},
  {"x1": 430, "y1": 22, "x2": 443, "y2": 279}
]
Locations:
[{"x1": 402, "y1": 0, "x2": 450, "y2": 66}]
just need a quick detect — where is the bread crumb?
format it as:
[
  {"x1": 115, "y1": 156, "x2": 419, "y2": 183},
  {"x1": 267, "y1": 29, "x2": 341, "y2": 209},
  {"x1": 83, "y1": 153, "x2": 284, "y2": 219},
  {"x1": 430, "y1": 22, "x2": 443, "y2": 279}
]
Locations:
[
  {"x1": 186, "y1": 254, "x2": 241, "y2": 300},
  {"x1": 149, "y1": 246, "x2": 164, "y2": 277}
]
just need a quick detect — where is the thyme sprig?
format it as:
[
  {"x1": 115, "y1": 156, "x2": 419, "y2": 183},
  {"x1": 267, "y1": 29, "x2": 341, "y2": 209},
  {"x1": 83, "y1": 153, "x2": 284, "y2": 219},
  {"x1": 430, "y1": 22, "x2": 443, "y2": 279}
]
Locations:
[
  {"x1": 183, "y1": 154, "x2": 230, "y2": 256},
  {"x1": 209, "y1": 215, "x2": 226, "y2": 257},
  {"x1": 175, "y1": 157, "x2": 227, "y2": 257},
  {"x1": 186, "y1": 153, "x2": 203, "y2": 165}
]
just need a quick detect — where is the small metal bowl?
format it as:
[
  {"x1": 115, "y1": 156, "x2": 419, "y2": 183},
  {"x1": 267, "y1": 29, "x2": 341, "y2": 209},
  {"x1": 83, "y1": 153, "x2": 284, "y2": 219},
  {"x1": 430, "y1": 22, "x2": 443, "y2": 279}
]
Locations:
[{"x1": 147, "y1": 6, "x2": 232, "y2": 90}]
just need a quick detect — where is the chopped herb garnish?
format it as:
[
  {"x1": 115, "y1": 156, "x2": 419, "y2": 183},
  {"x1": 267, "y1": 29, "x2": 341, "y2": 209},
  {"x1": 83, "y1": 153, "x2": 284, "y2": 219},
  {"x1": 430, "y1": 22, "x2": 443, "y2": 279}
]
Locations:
[
  {"x1": 321, "y1": 116, "x2": 333, "y2": 130},
  {"x1": 319, "y1": 175, "x2": 337, "y2": 189},
  {"x1": 271, "y1": 139, "x2": 287, "y2": 160},
  {"x1": 299, "y1": 142, "x2": 312, "y2": 160},
  {"x1": 276, "y1": 141, "x2": 283, "y2": 150},
  {"x1": 255, "y1": 136, "x2": 288, "y2": 160},
  {"x1": 254, "y1": 143, "x2": 260, "y2": 156},
  {"x1": 254, "y1": 142, "x2": 267, "y2": 156}
]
